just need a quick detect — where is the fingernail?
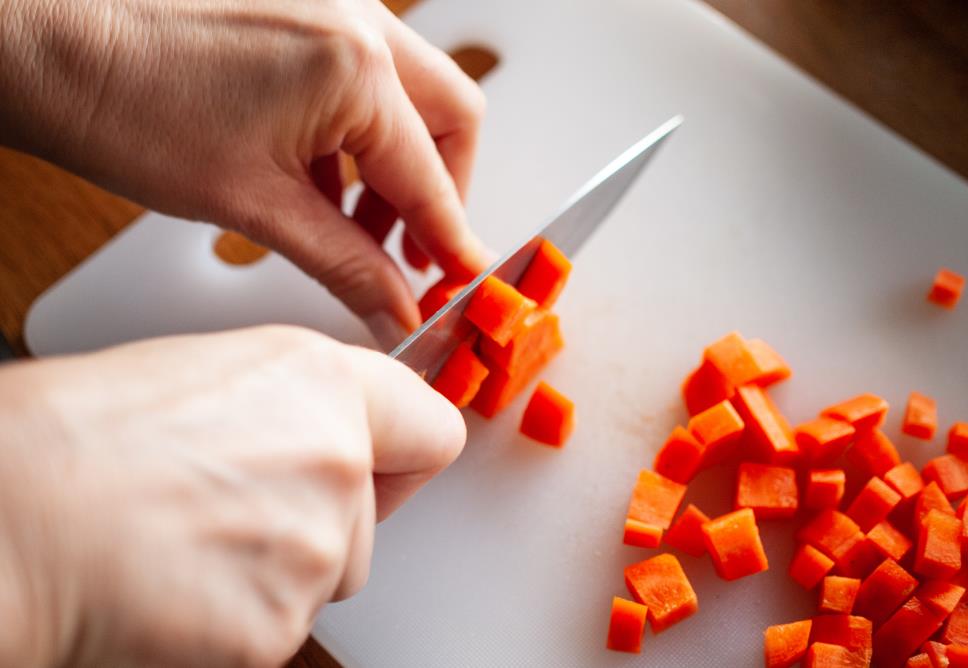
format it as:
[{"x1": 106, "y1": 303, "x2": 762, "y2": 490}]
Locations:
[{"x1": 364, "y1": 312, "x2": 411, "y2": 352}]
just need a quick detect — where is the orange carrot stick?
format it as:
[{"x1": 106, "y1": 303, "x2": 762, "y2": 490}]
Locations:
[{"x1": 732, "y1": 384, "x2": 799, "y2": 465}]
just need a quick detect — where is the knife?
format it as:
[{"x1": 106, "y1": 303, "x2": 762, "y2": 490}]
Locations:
[{"x1": 389, "y1": 115, "x2": 683, "y2": 380}]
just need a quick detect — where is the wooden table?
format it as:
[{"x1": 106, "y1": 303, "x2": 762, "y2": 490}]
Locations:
[{"x1": 1, "y1": 2, "x2": 965, "y2": 666}]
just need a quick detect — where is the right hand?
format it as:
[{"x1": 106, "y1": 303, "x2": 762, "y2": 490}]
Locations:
[{"x1": 0, "y1": 326, "x2": 466, "y2": 667}]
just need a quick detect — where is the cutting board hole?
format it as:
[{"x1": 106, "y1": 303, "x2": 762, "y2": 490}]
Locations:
[
  {"x1": 213, "y1": 231, "x2": 269, "y2": 266},
  {"x1": 450, "y1": 45, "x2": 500, "y2": 81}
]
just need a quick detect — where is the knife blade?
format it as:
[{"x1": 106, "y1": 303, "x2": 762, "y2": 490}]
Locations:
[{"x1": 390, "y1": 115, "x2": 683, "y2": 379}]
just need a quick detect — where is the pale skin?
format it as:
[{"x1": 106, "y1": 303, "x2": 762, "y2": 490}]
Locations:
[{"x1": 0, "y1": 0, "x2": 488, "y2": 666}]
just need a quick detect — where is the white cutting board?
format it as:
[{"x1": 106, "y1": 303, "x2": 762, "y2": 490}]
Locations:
[{"x1": 25, "y1": 0, "x2": 968, "y2": 665}]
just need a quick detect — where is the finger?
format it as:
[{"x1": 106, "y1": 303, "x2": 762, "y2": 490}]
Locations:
[
  {"x1": 342, "y1": 53, "x2": 489, "y2": 281},
  {"x1": 344, "y1": 345, "x2": 466, "y2": 520},
  {"x1": 242, "y1": 175, "x2": 420, "y2": 344},
  {"x1": 309, "y1": 153, "x2": 344, "y2": 209},
  {"x1": 351, "y1": 187, "x2": 397, "y2": 246},
  {"x1": 330, "y1": 474, "x2": 375, "y2": 601}
]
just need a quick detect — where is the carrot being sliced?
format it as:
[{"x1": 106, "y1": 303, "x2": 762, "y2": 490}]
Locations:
[
  {"x1": 664, "y1": 504, "x2": 710, "y2": 557},
  {"x1": 853, "y1": 558, "x2": 918, "y2": 627},
  {"x1": 822, "y1": 394, "x2": 889, "y2": 433},
  {"x1": 687, "y1": 399, "x2": 745, "y2": 466},
  {"x1": 847, "y1": 428, "x2": 902, "y2": 478},
  {"x1": 797, "y1": 510, "x2": 863, "y2": 561},
  {"x1": 623, "y1": 553, "x2": 698, "y2": 633},
  {"x1": 478, "y1": 309, "x2": 562, "y2": 376},
  {"x1": 845, "y1": 477, "x2": 902, "y2": 532},
  {"x1": 682, "y1": 359, "x2": 734, "y2": 416},
  {"x1": 463, "y1": 275, "x2": 537, "y2": 346},
  {"x1": 605, "y1": 596, "x2": 647, "y2": 654},
  {"x1": 927, "y1": 267, "x2": 965, "y2": 309},
  {"x1": 866, "y1": 521, "x2": 912, "y2": 562},
  {"x1": 516, "y1": 239, "x2": 572, "y2": 309},
  {"x1": 873, "y1": 596, "x2": 947, "y2": 668},
  {"x1": 818, "y1": 576, "x2": 861, "y2": 614},
  {"x1": 519, "y1": 381, "x2": 574, "y2": 447},
  {"x1": 902, "y1": 391, "x2": 938, "y2": 440},
  {"x1": 922, "y1": 454, "x2": 968, "y2": 499},
  {"x1": 702, "y1": 508, "x2": 769, "y2": 581},
  {"x1": 764, "y1": 619, "x2": 812, "y2": 668},
  {"x1": 803, "y1": 642, "x2": 869, "y2": 668},
  {"x1": 733, "y1": 384, "x2": 799, "y2": 464},
  {"x1": 746, "y1": 338, "x2": 792, "y2": 386},
  {"x1": 805, "y1": 469, "x2": 847, "y2": 510},
  {"x1": 625, "y1": 469, "x2": 687, "y2": 543},
  {"x1": 418, "y1": 276, "x2": 467, "y2": 321},
  {"x1": 653, "y1": 425, "x2": 706, "y2": 484},
  {"x1": 789, "y1": 543, "x2": 835, "y2": 590},
  {"x1": 795, "y1": 417, "x2": 856, "y2": 467},
  {"x1": 914, "y1": 509, "x2": 963, "y2": 579},
  {"x1": 470, "y1": 332, "x2": 562, "y2": 418},
  {"x1": 950, "y1": 422, "x2": 968, "y2": 459},
  {"x1": 734, "y1": 462, "x2": 798, "y2": 519},
  {"x1": 431, "y1": 342, "x2": 490, "y2": 408},
  {"x1": 915, "y1": 481, "x2": 954, "y2": 528}
]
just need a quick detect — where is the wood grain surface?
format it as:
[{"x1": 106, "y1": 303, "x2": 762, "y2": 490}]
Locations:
[{"x1": 0, "y1": 1, "x2": 966, "y2": 666}]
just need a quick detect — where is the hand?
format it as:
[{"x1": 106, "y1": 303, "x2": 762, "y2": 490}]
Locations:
[
  {"x1": 0, "y1": 326, "x2": 465, "y2": 667},
  {"x1": 0, "y1": 0, "x2": 490, "y2": 343}
]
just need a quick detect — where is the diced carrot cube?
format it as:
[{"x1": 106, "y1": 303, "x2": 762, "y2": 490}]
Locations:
[
  {"x1": 822, "y1": 394, "x2": 889, "y2": 433},
  {"x1": 664, "y1": 504, "x2": 710, "y2": 557},
  {"x1": 478, "y1": 310, "x2": 562, "y2": 376},
  {"x1": 805, "y1": 469, "x2": 847, "y2": 510},
  {"x1": 470, "y1": 333, "x2": 562, "y2": 418},
  {"x1": 847, "y1": 429, "x2": 902, "y2": 478},
  {"x1": 914, "y1": 509, "x2": 963, "y2": 579},
  {"x1": 810, "y1": 614, "x2": 872, "y2": 659},
  {"x1": 845, "y1": 477, "x2": 902, "y2": 532},
  {"x1": 873, "y1": 596, "x2": 947, "y2": 668},
  {"x1": 950, "y1": 422, "x2": 968, "y2": 459},
  {"x1": 905, "y1": 654, "x2": 932, "y2": 668},
  {"x1": 682, "y1": 359, "x2": 734, "y2": 416},
  {"x1": 819, "y1": 576, "x2": 861, "y2": 614},
  {"x1": 834, "y1": 537, "x2": 881, "y2": 580},
  {"x1": 921, "y1": 641, "x2": 948, "y2": 668},
  {"x1": 796, "y1": 417, "x2": 856, "y2": 466},
  {"x1": 623, "y1": 553, "x2": 698, "y2": 633},
  {"x1": 764, "y1": 620, "x2": 812, "y2": 668},
  {"x1": 915, "y1": 579, "x2": 966, "y2": 616},
  {"x1": 622, "y1": 518, "x2": 663, "y2": 548},
  {"x1": 867, "y1": 521, "x2": 912, "y2": 562},
  {"x1": 943, "y1": 600, "x2": 968, "y2": 645},
  {"x1": 915, "y1": 481, "x2": 954, "y2": 528},
  {"x1": 463, "y1": 275, "x2": 536, "y2": 346},
  {"x1": 853, "y1": 558, "x2": 918, "y2": 627},
  {"x1": 733, "y1": 384, "x2": 799, "y2": 464},
  {"x1": 922, "y1": 454, "x2": 968, "y2": 499},
  {"x1": 883, "y1": 461, "x2": 925, "y2": 502},
  {"x1": 803, "y1": 642, "x2": 869, "y2": 668},
  {"x1": 418, "y1": 276, "x2": 467, "y2": 321},
  {"x1": 653, "y1": 426, "x2": 706, "y2": 484},
  {"x1": 687, "y1": 399, "x2": 745, "y2": 465},
  {"x1": 605, "y1": 596, "x2": 647, "y2": 653},
  {"x1": 516, "y1": 239, "x2": 571, "y2": 309},
  {"x1": 703, "y1": 331, "x2": 762, "y2": 387},
  {"x1": 625, "y1": 469, "x2": 687, "y2": 544},
  {"x1": 927, "y1": 267, "x2": 965, "y2": 309},
  {"x1": 735, "y1": 462, "x2": 798, "y2": 519},
  {"x1": 797, "y1": 510, "x2": 863, "y2": 561},
  {"x1": 701, "y1": 508, "x2": 769, "y2": 581},
  {"x1": 949, "y1": 645, "x2": 968, "y2": 668},
  {"x1": 431, "y1": 342, "x2": 490, "y2": 408},
  {"x1": 519, "y1": 381, "x2": 574, "y2": 447},
  {"x1": 746, "y1": 338, "x2": 792, "y2": 386},
  {"x1": 789, "y1": 543, "x2": 835, "y2": 590},
  {"x1": 902, "y1": 391, "x2": 938, "y2": 440}
]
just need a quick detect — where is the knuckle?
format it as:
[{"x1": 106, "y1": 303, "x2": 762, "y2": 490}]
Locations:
[{"x1": 336, "y1": 19, "x2": 393, "y2": 75}]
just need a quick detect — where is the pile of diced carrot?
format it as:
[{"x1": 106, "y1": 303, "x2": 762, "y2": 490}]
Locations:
[
  {"x1": 605, "y1": 330, "x2": 968, "y2": 668},
  {"x1": 423, "y1": 239, "x2": 575, "y2": 447}
]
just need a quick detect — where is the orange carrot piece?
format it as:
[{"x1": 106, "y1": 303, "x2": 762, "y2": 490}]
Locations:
[
  {"x1": 914, "y1": 509, "x2": 963, "y2": 579},
  {"x1": 470, "y1": 333, "x2": 562, "y2": 418},
  {"x1": 478, "y1": 309, "x2": 562, "y2": 376},
  {"x1": 819, "y1": 576, "x2": 861, "y2": 614},
  {"x1": 883, "y1": 461, "x2": 925, "y2": 502},
  {"x1": 822, "y1": 393, "x2": 889, "y2": 433},
  {"x1": 921, "y1": 641, "x2": 948, "y2": 668},
  {"x1": 805, "y1": 469, "x2": 847, "y2": 510},
  {"x1": 703, "y1": 331, "x2": 762, "y2": 387},
  {"x1": 418, "y1": 276, "x2": 467, "y2": 321},
  {"x1": 605, "y1": 596, "x2": 647, "y2": 653},
  {"x1": 797, "y1": 510, "x2": 864, "y2": 561},
  {"x1": 519, "y1": 381, "x2": 574, "y2": 447},
  {"x1": 922, "y1": 454, "x2": 968, "y2": 499},
  {"x1": 790, "y1": 543, "x2": 836, "y2": 590},
  {"x1": 905, "y1": 654, "x2": 932, "y2": 668},
  {"x1": 950, "y1": 422, "x2": 968, "y2": 459},
  {"x1": 873, "y1": 596, "x2": 947, "y2": 668},
  {"x1": 927, "y1": 267, "x2": 965, "y2": 309},
  {"x1": 516, "y1": 239, "x2": 572, "y2": 309},
  {"x1": 902, "y1": 391, "x2": 938, "y2": 440},
  {"x1": 653, "y1": 425, "x2": 706, "y2": 484},
  {"x1": 687, "y1": 399, "x2": 745, "y2": 465},
  {"x1": 943, "y1": 600, "x2": 968, "y2": 645},
  {"x1": 734, "y1": 462, "x2": 798, "y2": 519},
  {"x1": 915, "y1": 580, "x2": 966, "y2": 616},
  {"x1": 623, "y1": 518, "x2": 663, "y2": 549},
  {"x1": 623, "y1": 553, "x2": 698, "y2": 633},
  {"x1": 803, "y1": 642, "x2": 869, "y2": 668},
  {"x1": 682, "y1": 359, "x2": 734, "y2": 416},
  {"x1": 949, "y1": 645, "x2": 968, "y2": 668},
  {"x1": 846, "y1": 477, "x2": 902, "y2": 532},
  {"x1": 747, "y1": 338, "x2": 793, "y2": 386},
  {"x1": 810, "y1": 614, "x2": 872, "y2": 658},
  {"x1": 733, "y1": 384, "x2": 799, "y2": 464},
  {"x1": 848, "y1": 428, "x2": 902, "y2": 478},
  {"x1": 701, "y1": 508, "x2": 769, "y2": 581},
  {"x1": 853, "y1": 558, "x2": 918, "y2": 627},
  {"x1": 867, "y1": 521, "x2": 913, "y2": 562},
  {"x1": 796, "y1": 417, "x2": 856, "y2": 467},
  {"x1": 915, "y1": 481, "x2": 954, "y2": 528},
  {"x1": 764, "y1": 620, "x2": 812, "y2": 668},
  {"x1": 463, "y1": 275, "x2": 537, "y2": 346},
  {"x1": 625, "y1": 469, "x2": 687, "y2": 542},
  {"x1": 834, "y1": 537, "x2": 881, "y2": 580},
  {"x1": 664, "y1": 504, "x2": 711, "y2": 557},
  {"x1": 431, "y1": 342, "x2": 490, "y2": 408}
]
